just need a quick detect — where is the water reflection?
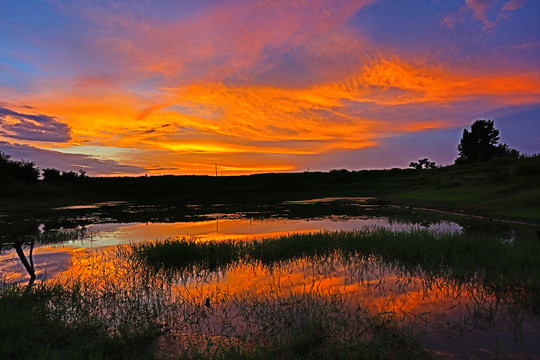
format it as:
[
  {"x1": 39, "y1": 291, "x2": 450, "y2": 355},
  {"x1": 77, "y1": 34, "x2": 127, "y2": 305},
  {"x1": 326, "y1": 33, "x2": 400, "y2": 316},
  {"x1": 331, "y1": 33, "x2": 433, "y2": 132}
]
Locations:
[
  {"x1": 0, "y1": 220, "x2": 86, "y2": 285},
  {"x1": 0, "y1": 204, "x2": 533, "y2": 286},
  {"x1": 54, "y1": 246, "x2": 540, "y2": 359},
  {"x1": 0, "y1": 212, "x2": 462, "y2": 283},
  {"x1": 1, "y1": 199, "x2": 538, "y2": 359},
  {"x1": 80, "y1": 217, "x2": 463, "y2": 247}
]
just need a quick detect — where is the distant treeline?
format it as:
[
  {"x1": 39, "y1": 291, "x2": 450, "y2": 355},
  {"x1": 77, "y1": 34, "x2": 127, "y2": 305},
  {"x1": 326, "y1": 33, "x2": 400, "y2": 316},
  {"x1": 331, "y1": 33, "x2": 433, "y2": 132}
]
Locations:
[
  {"x1": 0, "y1": 151, "x2": 87, "y2": 184},
  {"x1": 0, "y1": 120, "x2": 538, "y2": 210},
  {"x1": 1, "y1": 148, "x2": 540, "y2": 224},
  {"x1": 0, "y1": 119, "x2": 528, "y2": 186}
]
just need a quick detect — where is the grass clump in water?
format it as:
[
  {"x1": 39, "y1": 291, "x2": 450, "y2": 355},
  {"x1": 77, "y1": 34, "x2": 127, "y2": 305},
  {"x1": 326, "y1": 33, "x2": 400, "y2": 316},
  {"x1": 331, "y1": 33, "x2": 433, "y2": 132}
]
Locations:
[
  {"x1": 132, "y1": 228, "x2": 540, "y2": 312},
  {"x1": 136, "y1": 239, "x2": 240, "y2": 272},
  {"x1": 133, "y1": 228, "x2": 539, "y2": 283}
]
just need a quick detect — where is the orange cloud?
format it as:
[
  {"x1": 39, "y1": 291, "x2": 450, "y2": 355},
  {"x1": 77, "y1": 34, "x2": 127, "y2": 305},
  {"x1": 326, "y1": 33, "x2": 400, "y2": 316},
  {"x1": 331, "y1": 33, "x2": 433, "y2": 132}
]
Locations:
[
  {"x1": 3, "y1": 1, "x2": 538, "y2": 174},
  {"x1": 7, "y1": 53, "x2": 538, "y2": 175},
  {"x1": 354, "y1": 59, "x2": 540, "y2": 105},
  {"x1": 67, "y1": 0, "x2": 376, "y2": 84}
]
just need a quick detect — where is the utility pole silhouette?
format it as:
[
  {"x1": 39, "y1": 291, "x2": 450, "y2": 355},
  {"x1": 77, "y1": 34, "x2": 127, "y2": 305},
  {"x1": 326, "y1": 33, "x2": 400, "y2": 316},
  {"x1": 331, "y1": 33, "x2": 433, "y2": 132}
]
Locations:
[{"x1": 215, "y1": 163, "x2": 218, "y2": 177}]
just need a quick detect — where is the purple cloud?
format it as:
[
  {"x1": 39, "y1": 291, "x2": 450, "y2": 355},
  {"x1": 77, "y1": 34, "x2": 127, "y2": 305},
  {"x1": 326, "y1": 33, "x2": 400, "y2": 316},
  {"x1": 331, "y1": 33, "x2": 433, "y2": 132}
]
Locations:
[
  {"x1": 0, "y1": 141, "x2": 145, "y2": 176},
  {"x1": 502, "y1": 0, "x2": 525, "y2": 12},
  {"x1": 0, "y1": 107, "x2": 71, "y2": 142}
]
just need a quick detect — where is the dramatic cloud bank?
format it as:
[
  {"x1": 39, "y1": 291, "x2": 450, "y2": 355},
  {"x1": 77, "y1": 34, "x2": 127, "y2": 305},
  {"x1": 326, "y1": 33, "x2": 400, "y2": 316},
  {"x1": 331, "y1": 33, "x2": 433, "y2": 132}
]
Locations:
[{"x1": 0, "y1": 0, "x2": 538, "y2": 174}]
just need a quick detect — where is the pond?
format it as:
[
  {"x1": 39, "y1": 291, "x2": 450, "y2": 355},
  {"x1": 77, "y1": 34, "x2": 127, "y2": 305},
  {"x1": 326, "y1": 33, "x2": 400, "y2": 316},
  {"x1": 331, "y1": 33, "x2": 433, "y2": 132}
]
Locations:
[{"x1": 1, "y1": 197, "x2": 539, "y2": 359}]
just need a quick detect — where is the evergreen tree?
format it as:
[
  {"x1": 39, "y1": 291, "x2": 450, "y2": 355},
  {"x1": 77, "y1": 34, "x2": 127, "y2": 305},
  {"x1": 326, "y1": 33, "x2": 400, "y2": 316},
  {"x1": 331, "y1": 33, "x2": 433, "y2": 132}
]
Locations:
[{"x1": 456, "y1": 120, "x2": 518, "y2": 164}]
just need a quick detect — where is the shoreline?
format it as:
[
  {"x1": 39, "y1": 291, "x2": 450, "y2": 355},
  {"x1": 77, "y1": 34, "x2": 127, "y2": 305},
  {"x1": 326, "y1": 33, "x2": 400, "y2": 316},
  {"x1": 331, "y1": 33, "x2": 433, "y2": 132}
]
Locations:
[{"x1": 388, "y1": 204, "x2": 540, "y2": 227}]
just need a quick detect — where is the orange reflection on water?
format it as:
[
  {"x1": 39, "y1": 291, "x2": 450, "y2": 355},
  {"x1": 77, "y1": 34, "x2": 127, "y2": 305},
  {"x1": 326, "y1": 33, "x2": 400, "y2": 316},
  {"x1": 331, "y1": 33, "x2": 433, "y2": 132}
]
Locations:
[
  {"x1": 0, "y1": 245, "x2": 82, "y2": 284},
  {"x1": 83, "y1": 217, "x2": 393, "y2": 248},
  {"x1": 46, "y1": 240, "x2": 525, "y2": 360},
  {"x1": 7, "y1": 239, "x2": 484, "y2": 326},
  {"x1": 37, "y1": 236, "x2": 500, "y2": 340},
  {"x1": 171, "y1": 257, "x2": 481, "y2": 320},
  {"x1": 107, "y1": 219, "x2": 321, "y2": 243},
  {"x1": 47, "y1": 242, "x2": 532, "y2": 360},
  {"x1": 55, "y1": 247, "x2": 133, "y2": 288},
  {"x1": 50, "y1": 243, "x2": 476, "y2": 313}
]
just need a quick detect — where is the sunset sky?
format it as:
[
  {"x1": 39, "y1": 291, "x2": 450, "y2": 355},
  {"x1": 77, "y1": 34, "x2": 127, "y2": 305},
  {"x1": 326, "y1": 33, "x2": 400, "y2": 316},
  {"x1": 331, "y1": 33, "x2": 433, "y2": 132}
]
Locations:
[{"x1": 1, "y1": 0, "x2": 539, "y2": 176}]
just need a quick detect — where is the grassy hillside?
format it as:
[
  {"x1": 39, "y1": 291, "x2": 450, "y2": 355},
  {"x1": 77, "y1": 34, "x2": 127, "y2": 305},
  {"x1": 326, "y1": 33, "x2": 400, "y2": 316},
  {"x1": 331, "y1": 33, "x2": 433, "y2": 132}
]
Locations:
[{"x1": 378, "y1": 156, "x2": 540, "y2": 222}]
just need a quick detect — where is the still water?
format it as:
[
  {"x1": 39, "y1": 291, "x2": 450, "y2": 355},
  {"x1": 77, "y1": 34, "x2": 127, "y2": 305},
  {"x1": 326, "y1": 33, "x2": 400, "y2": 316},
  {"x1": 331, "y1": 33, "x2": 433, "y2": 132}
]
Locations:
[{"x1": 1, "y1": 197, "x2": 538, "y2": 359}]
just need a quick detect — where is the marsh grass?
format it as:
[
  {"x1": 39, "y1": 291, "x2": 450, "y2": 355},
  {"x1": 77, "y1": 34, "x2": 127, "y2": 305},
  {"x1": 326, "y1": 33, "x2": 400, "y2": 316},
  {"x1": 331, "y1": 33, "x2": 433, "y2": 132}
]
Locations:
[
  {"x1": 2, "y1": 227, "x2": 538, "y2": 359},
  {"x1": 127, "y1": 228, "x2": 539, "y2": 357},
  {"x1": 132, "y1": 228, "x2": 540, "y2": 310},
  {"x1": 0, "y1": 240, "x2": 435, "y2": 360},
  {"x1": 0, "y1": 236, "x2": 438, "y2": 359},
  {"x1": 0, "y1": 246, "x2": 179, "y2": 359},
  {"x1": 164, "y1": 291, "x2": 429, "y2": 360},
  {"x1": 0, "y1": 281, "x2": 161, "y2": 359}
]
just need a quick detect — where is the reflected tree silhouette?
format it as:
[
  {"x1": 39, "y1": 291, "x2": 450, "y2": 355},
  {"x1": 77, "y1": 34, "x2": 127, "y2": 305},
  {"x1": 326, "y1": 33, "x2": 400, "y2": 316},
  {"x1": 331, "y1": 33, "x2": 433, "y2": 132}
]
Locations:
[
  {"x1": 1, "y1": 221, "x2": 87, "y2": 286},
  {"x1": 13, "y1": 239, "x2": 36, "y2": 285},
  {"x1": 0, "y1": 221, "x2": 40, "y2": 286}
]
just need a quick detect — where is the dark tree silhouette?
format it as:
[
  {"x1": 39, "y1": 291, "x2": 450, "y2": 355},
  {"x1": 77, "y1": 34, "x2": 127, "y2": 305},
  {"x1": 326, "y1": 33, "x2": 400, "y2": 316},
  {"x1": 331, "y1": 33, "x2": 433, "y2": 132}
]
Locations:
[
  {"x1": 0, "y1": 151, "x2": 39, "y2": 183},
  {"x1": 43, "y1": 167, "x2": 88, "y2": 182},
  {"x1": 456, "y1": 120, "x2": 519, "y2": 164},
  {"x1": 42, "y1": 167, "x2": 61, "y2": 182},
  {"x1": 61, "y1": 170, "x2": 79, "y2": 182},
  {"x1": 495, "y1": 143, "x2": 520, "y2": 158},
  {"x1": 409, "y1": 158, "x2": 437, "y2": 170}
]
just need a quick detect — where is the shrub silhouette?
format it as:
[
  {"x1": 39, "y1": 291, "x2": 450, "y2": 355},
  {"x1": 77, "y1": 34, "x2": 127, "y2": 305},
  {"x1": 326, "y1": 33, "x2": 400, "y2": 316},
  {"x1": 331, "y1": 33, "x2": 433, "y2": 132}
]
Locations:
[
  {"x1": 0, "y1": 151, "x2": 39, "y2": 183},
  {"x1": 409, "y1": 158, "x2": 437, "y2": 170},
  {"x1": 42, "y1": 168, "x2": 61, "y2": 182}
]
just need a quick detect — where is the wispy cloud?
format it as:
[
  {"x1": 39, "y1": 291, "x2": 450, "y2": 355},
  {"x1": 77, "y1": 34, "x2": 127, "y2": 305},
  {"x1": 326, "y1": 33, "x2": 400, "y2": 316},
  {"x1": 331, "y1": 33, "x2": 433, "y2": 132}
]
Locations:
[
  {"x1": 441, "y1": 6, "x2": 468, "y2": 29},
  {"x1": 465, "y1": 0, "x2": 494, "y2": 28},
  {"x1": 502, "y1": 0, "x2": 525, "y2": 12},
  {"x1": 459, "y1": 0, "x2": 528, "y2": 29},
  {"x1": 42, "y1": 0, "x2": 376, "y2": 87}
]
